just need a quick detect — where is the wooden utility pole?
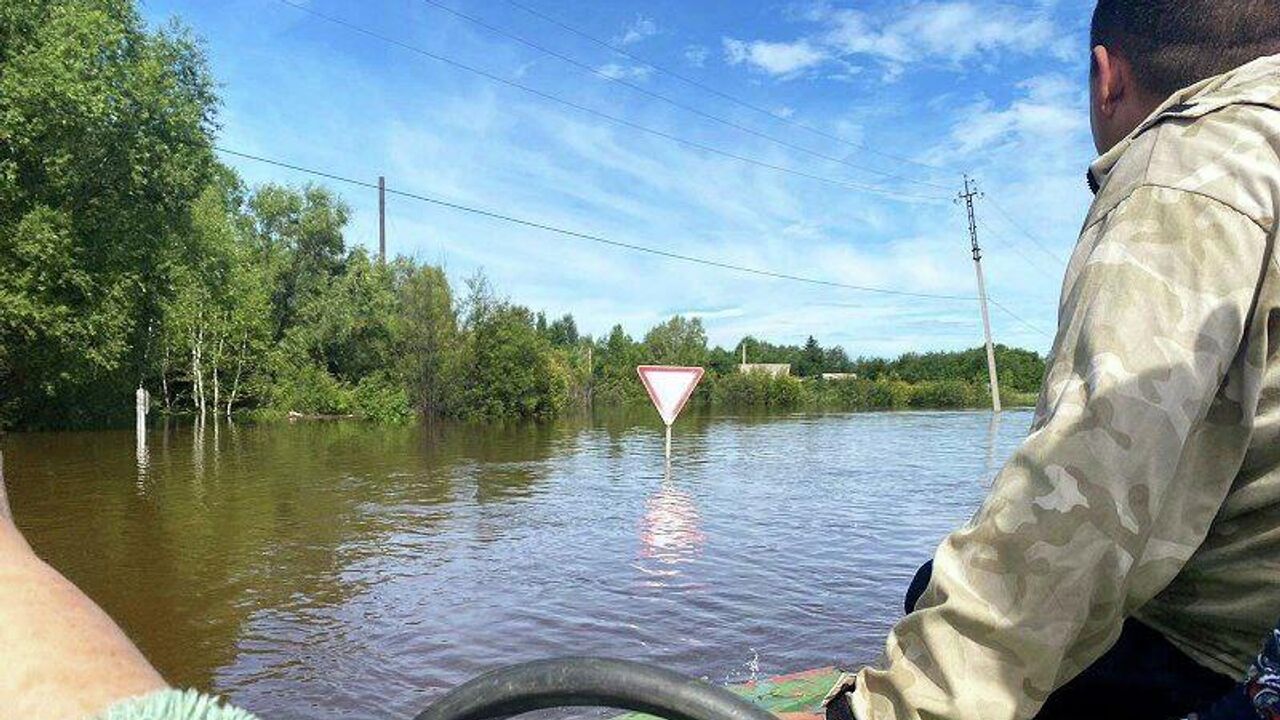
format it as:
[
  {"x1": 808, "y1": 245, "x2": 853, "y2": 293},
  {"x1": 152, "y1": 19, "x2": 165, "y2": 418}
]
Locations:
[
  {"x1": 378, "y1": 175, "x2": 387, "y2": 262},
  {"x1": 960, "y1": 176, "x2": 1002, "y2": 412}
]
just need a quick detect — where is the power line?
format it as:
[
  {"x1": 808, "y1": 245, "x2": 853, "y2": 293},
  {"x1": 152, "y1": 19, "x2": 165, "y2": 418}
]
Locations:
[
  {"x1": 500, "y1": 0, "x2": 953, "y2": 175},
  {"x1": 985, "y1": 196, "x2": 1068, "y2": 265},
  {"x1": 987, "y1": 296, "x2": 1052, "y2": 338},
  {"x1": 273, "y1": 0, "x2": 947, "y2": 203},
  {"x1": 976, "y1": 217, "x2": 1061, "y2": 282},
  {"x1": 418, "y1": 0, "x2": 949, "y2": 190},
  {"x1": 215, "y1": 145, "x2": 979, "y2": 302},
  {"x1": 263, "y1": 2, "x2": 1056, "y2": 339},
  {"x1": 216, "y1": 145, "x2": 1055, "y2": 338}
]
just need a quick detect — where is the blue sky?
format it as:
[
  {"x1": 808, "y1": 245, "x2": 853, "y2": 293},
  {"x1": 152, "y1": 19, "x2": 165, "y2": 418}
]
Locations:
[{"x1": 141, "y1": 0, "x2": 1098, "y2": 357}]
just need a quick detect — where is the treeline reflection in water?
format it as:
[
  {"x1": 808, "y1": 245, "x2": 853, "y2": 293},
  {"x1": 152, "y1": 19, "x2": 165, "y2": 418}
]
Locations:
[{"x1": 1, "y1": 408, "x2": 1025, "y2": 719}]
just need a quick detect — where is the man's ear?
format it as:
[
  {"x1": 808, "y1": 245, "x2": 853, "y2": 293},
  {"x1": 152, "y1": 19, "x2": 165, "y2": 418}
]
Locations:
[{"x1": 1092, "y1": 45, "x2": 1125, "y2": 118}]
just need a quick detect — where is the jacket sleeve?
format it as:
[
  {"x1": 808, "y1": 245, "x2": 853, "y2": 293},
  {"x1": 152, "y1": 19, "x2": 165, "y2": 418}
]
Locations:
[{"x1": 849, "y1": 185, "x2": 1271, "y2": 720}]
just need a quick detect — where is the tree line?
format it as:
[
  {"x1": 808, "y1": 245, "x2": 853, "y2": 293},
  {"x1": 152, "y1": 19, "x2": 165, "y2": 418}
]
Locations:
[{"x1": 0, "y1": 1, "x2": 1046, "y2": 430}]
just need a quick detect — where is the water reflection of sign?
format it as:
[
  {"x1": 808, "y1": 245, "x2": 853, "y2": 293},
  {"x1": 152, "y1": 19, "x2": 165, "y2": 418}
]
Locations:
[{"x1": 639, "y1": 482, "x2": 706, "y2": 569}]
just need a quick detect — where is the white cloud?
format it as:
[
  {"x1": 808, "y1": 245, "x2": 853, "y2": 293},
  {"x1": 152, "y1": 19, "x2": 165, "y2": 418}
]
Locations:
[
  {"x1": 824, "y1": 59, "x2": 864, "y2": 82},
  {"x1": 364, "y1": 82, "x2": 1018, "y2": 355},
  {"x1": 722, "y1": 38, "x2": 828, "y2": 76},
  {"x1": 613, "y1": 16, "x2": 658, "y2": 46},
  {"x1": 916, "y1": 72, "x2": 1093, "y2": 291},
  {"x1": 683, "y1": 44, "x2": 710, "y2": 67},
  {"x1": 512, "y1": 61, "x2": 536, "y2": 79},
  {"x1": 822, "y1": 2, "x2": 1059, "y2": 64},
  {"x1": 596, "y1": 63, "x2": 654, "y2": 81},
  {"x1": 671, "y1": 307, "x2": 745, "y2": 321},
  {"x1": 723, "y1": 1, "x2": 1068, "y2": 81},
  {"x1": 945, "y1": 74, "x2": 1087, "y2": 157},
  {"x1": 880, "y1": 62, "x2": 905, "y2": 84}
]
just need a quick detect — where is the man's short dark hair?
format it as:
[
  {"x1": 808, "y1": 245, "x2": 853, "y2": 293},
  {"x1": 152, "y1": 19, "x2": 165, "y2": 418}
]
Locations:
[{"x1": 1091, "y1": 0, "x2": 1280, "y2": 99}]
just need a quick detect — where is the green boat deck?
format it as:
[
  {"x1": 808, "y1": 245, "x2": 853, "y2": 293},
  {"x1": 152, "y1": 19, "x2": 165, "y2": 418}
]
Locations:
[{"x1": 618, "y1": 666, "x2": 843, "y2": 720}]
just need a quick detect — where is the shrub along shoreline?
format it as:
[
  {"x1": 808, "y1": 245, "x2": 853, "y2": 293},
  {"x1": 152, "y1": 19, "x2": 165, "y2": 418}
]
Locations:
[{"x1": 710, "y1": 372, "x2": 1036, "y2": 412}]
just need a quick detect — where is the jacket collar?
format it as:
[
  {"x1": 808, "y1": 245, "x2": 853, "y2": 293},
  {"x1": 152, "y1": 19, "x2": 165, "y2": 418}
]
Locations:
[{"x1": 1087, "y1": 53, "x2": 1280, "y2": 195}]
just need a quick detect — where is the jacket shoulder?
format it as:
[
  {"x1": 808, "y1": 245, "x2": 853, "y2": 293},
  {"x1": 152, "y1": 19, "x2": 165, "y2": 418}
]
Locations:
[{"x1": 1141, "y1": 103, "x2": 1280, "y2": 229}]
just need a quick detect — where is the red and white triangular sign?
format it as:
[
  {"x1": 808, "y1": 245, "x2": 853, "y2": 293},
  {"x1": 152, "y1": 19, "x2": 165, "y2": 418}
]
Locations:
[{"x1": 637, "y1": 366, "x2": 705, "y2": 426}]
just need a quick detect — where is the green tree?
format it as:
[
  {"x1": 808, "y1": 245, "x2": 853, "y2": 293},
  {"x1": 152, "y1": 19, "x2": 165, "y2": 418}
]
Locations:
[
  {"x1": 797, "y1": 335, "x2": 825, "y2": 377},
  {"x1": 642, "y1": 315, "x2": 707, "y2": 367},
  {"x1": 546, "y1": 314, "x2": 579, "y2": 347},
  {"x1": 248, "y1": 183, "x2": 349, "y2": 342},
  {"x1": 396, "y1": 262, "x2": 457, "y2": 413},
  {"x1": 0, "y1": 0, "x2": 218, "y2": 428},
  {"x1": 457, "y1": 305, "x2": 566, "y2": 419},
  {"x1": 160, "y1": 177, "x2": 271, "y2": 417},
  {"x1": 594, "y1": 324, "x2": 643, "y2": 403},
  {"x1": 823, "y1": 345, "x2": 852, "y2": 374}
]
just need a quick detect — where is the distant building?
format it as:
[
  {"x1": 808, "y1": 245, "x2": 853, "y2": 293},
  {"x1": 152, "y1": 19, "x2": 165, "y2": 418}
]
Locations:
[
  {"x1": 738, "y1": 363, "x2": 791, "y2": 378},
  {"x1": 821, "y1": 372, "x2": 859, "y2": 381}
]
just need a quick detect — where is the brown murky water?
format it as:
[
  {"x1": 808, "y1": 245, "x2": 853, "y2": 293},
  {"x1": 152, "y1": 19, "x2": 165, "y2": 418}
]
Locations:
[{"x1": 0, "y1": 408, "x2": 1029, "y2": 719}]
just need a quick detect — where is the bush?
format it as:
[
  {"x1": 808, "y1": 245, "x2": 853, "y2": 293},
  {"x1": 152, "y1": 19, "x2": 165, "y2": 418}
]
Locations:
[
  {"x1": 712, "y1": 371, "x2": 807, "y2": 409},
  {"x1": 1001, "y1": 389, "x2": 1039, "y2": 408},
  {"x1": 829, "y1": 379, "x2": 904, "y2": 410},
  {"x1": 713, "y1": 371, "x2": 765, "y2": 406},
  {"x1": 767, "y1": 374, "x2": 806, "y2": 407},
  {"x1": 908, "y1": 380, "x2": 980, "y2": 408},
  {"x1": 271, "y1": 364, "x2": 353, "y2": 415},
  {"x1": 353, "y1": 373, "x2": 413, "y2": 422},
  {"x1": 448, "y1": 302, "x2": 573, "y2": 421}
]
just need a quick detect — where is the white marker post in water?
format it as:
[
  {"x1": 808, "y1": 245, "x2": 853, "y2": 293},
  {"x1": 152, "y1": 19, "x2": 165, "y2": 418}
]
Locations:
[{"x1": 637, "y1": 366, "x2": 705, "y2": 459}]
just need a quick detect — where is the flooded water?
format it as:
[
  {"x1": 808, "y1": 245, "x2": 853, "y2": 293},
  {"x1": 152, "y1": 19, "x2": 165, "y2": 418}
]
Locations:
[{"x1": 0, "y1": 408, "x2": 1031, "y2": 719}]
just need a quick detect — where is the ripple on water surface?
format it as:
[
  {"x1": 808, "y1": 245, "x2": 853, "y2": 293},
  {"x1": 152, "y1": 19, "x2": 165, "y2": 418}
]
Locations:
[{"x1": 1, "y1": 409, "x2": 1028, "y2": 719}]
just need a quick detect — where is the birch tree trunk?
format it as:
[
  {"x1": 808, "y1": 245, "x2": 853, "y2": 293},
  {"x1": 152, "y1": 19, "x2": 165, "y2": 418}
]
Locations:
[
  {"x1": 191, "y1": 321, "x2": 205, "y2": 419},
  {"x1": 161, "y1": 341, "x2": 172, "y2": 412},
  {"x1": 212, "y1": 336, "x2": 223, "y2": 418},
  {"x1": 227, "y1": 333, "x2": 247, "y2": 418}
]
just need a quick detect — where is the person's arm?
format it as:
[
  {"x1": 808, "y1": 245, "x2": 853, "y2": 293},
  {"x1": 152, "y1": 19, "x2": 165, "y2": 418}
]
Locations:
[
  {"x1": 845, "y1": 185, "x2": 1272, "y2": 720},
  {"x1": 0, "y1": 453, "x2": 167, "y2": 720}
]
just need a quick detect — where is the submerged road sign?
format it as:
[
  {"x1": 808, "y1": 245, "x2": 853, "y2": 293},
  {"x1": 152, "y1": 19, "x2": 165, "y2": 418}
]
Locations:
[{"x1": 637, "y1": 365, "x2": 704, "y2": 457}]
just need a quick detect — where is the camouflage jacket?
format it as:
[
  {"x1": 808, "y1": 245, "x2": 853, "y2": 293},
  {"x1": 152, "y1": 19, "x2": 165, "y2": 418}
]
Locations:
[{"x1": 839, "y1": 54, "x2": 1280, "y2": 720}]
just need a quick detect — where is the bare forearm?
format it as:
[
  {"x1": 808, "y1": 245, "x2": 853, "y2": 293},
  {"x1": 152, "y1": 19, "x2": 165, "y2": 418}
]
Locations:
[{"x1": 0, "y1": 517, "x2": 166, "y2": 719}]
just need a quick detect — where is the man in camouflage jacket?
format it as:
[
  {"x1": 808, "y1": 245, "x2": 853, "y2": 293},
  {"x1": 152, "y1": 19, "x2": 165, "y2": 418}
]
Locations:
[{"x1": 827, "y1": 2, "x2": 1280, "y2": 719}]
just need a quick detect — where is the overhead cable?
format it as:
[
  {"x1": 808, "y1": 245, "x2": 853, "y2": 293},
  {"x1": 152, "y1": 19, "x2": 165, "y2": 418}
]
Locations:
[
  {"x1": 986, "y1": 196, "x2": 1069, "y2": 265},
  {"x1": 273, "y1": 0, "x2": 948, "y2": 204},
  {"x1": 215, "y1": 145, "x2": 1055, "y2": 337},
  {"x1": 215, "y1": 145, "x2": 977, "y2": 301},
  {"x1": 976, "y1": 217, "x2": 1062, "y2": 283},
  {"x1": 500, "y1": 0, "x2": 953, "y2": 175},
  {"x1": 419, "y1": 0, "x2": 949, "y2": 190}
]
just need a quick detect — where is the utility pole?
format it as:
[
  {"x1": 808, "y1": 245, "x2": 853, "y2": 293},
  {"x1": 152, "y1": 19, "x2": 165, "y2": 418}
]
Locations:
[
  {"x1": 960, "y1": 175, "x2": 1002, "y2": 413},
  {"x1": 378, "y1": 175, "x2": 387, "y2": 263}
]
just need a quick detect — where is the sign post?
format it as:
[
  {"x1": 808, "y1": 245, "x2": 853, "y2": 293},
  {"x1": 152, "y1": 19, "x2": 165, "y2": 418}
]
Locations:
[{"x1": 637, "y1": 366, "x2": 705, "y2": 458}]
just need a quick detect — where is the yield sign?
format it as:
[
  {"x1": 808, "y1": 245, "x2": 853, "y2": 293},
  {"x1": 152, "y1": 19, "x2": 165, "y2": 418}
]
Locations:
[{"x1": 637, "y1": 366, "x2": 705, "y2": 426}]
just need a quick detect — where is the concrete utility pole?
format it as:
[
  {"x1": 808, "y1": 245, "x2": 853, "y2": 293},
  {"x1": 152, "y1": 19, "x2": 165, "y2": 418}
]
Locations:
[
  {"x1": 959, "y1": 176, "x2": 1002, "y2": 413},
  {"x1": 378, "y1": 175, "x2": 387, "y2": 263}
]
